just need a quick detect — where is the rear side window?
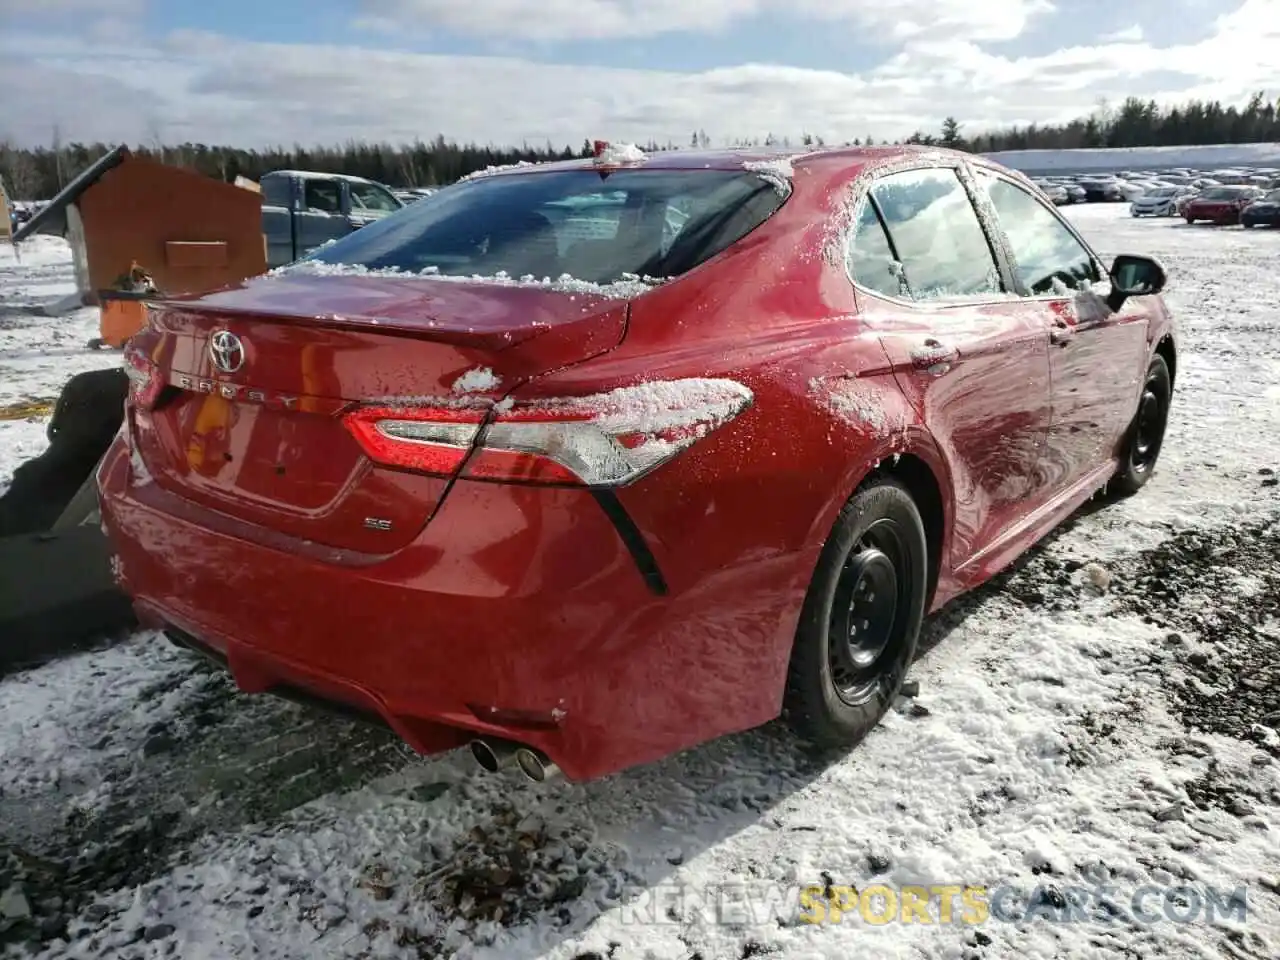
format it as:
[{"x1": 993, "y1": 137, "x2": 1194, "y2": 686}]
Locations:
[
  {"x1": 303, "y1": 179, "x2": 342, "y2": 213},
  {"x1": 978, "y1": 172, "x2": 1100, "y2": 295},
  {"x1": 305, "y1": 170, "x2": 785, "y2": 284},
  {"x1": 870, "y1": 168, "x2": 1002, "y2": 301},
  {"x1": 847, "y1": 200, "x2": 906, "y2": 299}
]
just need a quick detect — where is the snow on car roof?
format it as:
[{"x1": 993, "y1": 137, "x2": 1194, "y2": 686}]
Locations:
[
  {"x1": 460, "y1": 144, "x2": 965, "y2": 179},
  {"x1": 263, "y1": 170, "x2": 383, "y2": 184}
]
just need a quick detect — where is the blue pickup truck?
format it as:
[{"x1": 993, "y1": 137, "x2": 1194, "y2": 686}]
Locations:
[{"x1": 259, "y1": 170, "x2": 406, "y2": 268}]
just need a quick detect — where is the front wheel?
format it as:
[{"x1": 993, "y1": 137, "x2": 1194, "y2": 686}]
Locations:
[
  {"x1": 783, "y1": 479, "x2": 928, "y2": 750},
  {"x1": 1111, "y1": 354, "x2": 1172, "y2": 497}
]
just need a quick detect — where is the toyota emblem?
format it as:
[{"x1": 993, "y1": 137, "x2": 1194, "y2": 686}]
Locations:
[{"x1": 209, "y1": 330, "x2": 245, "y2": 374}]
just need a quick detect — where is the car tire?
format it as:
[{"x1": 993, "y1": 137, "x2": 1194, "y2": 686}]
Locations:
[
  {"x1": 783, "y1": 478, "x2": 928, "y2": 750},
  {"x1": 1111, "y1": 354, "x2": 1172, "y2": 497}
]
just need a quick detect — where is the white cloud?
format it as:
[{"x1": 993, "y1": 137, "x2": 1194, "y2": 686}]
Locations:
[
  {"x1": 0, "y1": 1, "x2": 1275, "y2": 150},
  {"x1": 0, "y1": 0, "x2": 143, "y2": 13},
  {"x1": 1100, "y1": 24, "x2": 1144, "y2": 43},
  {"x1": 356, "y1": 0, "x2": 1053, "y2": 43}
]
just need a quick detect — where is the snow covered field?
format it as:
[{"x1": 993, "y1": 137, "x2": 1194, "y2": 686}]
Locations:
[
  {"x1": 983, "y1": 141, "x2": 1280, "y2": 175},
  {"x1": 1, "y1": 206, "x2": 1278, "y2": 960}
]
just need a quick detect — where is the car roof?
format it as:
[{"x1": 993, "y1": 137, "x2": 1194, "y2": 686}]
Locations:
[
  {"x1": 469, "y1": 144, "x2": 973, "y2": 178},
  {"x1": 264, "y1": 170, "x2": 384, "y2": 185}
]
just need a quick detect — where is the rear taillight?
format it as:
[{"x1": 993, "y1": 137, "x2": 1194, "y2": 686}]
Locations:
[
  {"x1": 342, "y1": 378, "x2": 753, "y2": 486},
  {"x1": 122, "y1": 343, "x2": 163, "y2": 410},
  {"x1": 343, "y1": 405, "x2": 487, "y2": 476}
]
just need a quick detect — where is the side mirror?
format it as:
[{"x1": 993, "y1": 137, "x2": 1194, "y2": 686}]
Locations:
[{"x1": 1106, "y1": 254, "x2": 1166, "y2": 311}]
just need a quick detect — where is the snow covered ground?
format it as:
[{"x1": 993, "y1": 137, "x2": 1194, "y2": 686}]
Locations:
[
  {"x1": 2, "y1": 207, "x2": 1278, "y2": 960},
  {"x1": 0, "y1": 237, "x2": 110, "y2": 493},
  {"x1": 983, "y1": 141, "x2": 1280, "y2": 175}
]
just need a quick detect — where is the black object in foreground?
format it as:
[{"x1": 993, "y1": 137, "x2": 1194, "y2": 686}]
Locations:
[{"x1": 0, "y1": 525, "x2": 136, "y2": 676}]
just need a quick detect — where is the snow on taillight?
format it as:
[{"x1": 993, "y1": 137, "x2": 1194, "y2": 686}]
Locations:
[
  {"x1": 342, "y1": 378, "x2": 753, "y2": 486},
  {"x1": 122, "y1": 342, "x2": 163, "y2": 410}
]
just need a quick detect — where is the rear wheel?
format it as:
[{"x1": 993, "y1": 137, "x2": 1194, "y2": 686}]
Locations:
[
  {"x1": 1111, "y1": 354, "x2": 1172, "y2": 497},
  {"x1": 783, "y1": 479, "x2": 928, "y2": 750}
]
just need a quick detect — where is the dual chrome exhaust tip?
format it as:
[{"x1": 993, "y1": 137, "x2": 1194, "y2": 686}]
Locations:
[{"x1": 469, "y1": 737, "x2": 560, "y2": 783}]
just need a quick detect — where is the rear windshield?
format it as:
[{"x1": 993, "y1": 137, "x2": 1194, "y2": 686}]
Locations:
[{"x1": 302, "y1": 169, "x2": 785, "y2": 284}]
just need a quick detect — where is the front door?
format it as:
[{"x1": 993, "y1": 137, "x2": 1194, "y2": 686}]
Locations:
[
  {"x1": 973, "y1": 169, "x2": 1150, "y2": 493},
  {"x1": 847, "y1": 165, "x2": 1053, "y2": 564}
]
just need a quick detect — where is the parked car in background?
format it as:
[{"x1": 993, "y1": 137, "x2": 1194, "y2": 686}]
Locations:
[
  {"x1": 1116, "y1": 180, "x2": 1154, "y2": 202},
  {"x1": 394, "y1": 188, "x2": 439, "y2": 204},
  {"x1": 1061, "y1": 182, "x2": 1087, "y2": 204},
  {"x1": 100, "y1": 144, "x2": 1178, "y2": 783},
  {"x1": 259, "y1": 170, "x2": 405, "y2": 268},
  {"x1": 1241, "y1": 189, "x2": 1280, "y2": 228},
  {"x1": 1033, "y1": 180, "x2": 1070, "y2": 205},
  {"x1": 1080, "y1": 178, "x2": 1126, "y2": 202},
  {"x1": 1183, "y1": 185, "x2": 1266, "y2": 225},
  {"x1": 1131, "y1": 186, "x2": 1194, "y2": 217}
]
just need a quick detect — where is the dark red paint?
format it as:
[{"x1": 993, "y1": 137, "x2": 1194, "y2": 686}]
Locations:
[
  {"x1": 1183, "y1": 191, "x2": 1260, "y2": 224},
  {"x1": 98, "y1": 147, "x2": 1177, "y2": 780}
]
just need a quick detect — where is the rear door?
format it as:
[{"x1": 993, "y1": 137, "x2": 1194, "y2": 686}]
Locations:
[
  {"x1": 850, "y1": 164, "x2": 1053, "y2": 564},
  {"x1": 972, "y1": 167, "x2": 1149, "y2": 494}
]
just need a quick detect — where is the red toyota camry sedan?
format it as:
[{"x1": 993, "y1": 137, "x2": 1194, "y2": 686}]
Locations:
[{"x1": 98, "y1": 145, "x2": 1177, "y2": 782}]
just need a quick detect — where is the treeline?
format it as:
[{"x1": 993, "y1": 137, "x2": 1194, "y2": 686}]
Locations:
[{"x1": 2, "y1": 92, "x2": 1279, "y2": 201}]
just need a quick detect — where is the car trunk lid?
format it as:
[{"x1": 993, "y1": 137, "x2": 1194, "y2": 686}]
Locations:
[{"x1": 126, "y1": 274, "x2": 628, "y2": 554}]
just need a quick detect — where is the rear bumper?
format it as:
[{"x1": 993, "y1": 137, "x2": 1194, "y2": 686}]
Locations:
[{"x1": 97, "y1": 436, "x2": 804, "y2": 780}]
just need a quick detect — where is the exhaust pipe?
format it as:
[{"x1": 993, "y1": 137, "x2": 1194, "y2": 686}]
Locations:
[
  {"x1": 514, "y1": 746, "x2": 561, "y2": 783},
  {"x1": 469, "y1": 737, "x2": 518, "y2": 773}
]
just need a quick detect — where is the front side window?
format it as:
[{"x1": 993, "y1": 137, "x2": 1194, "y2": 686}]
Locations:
[
  {"x1": 870, "y1": 168, "x2": 1002, "y2": 301},
  {"x1": 304, "y1": 170, "x2": 785, "y2": 284},
  {"x1": 979, "y1": 172, "x2": 1100, "y2": 295}
]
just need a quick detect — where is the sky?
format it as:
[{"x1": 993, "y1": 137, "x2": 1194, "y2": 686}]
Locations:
[{"x1": 0, "y1": 0, "x2": 1276, "y2": 150}]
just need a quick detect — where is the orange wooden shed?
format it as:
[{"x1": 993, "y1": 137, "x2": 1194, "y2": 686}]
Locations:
[{"x1": 14, "y1": 146, "x2": 268, "y2": 346}]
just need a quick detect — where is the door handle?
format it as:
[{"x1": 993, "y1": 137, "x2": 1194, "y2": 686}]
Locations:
[{"x1": 910, "y1": 338, "x2": 958, "y2": 374}]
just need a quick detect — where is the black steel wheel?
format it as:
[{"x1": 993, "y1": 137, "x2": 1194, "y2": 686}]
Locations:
[
  {"x1": 1112, "y1": 354, "x2": 1172, "y2": 497},
  {"x1": 784, "y1": 478, "x2": 928, "y2": 749}
]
